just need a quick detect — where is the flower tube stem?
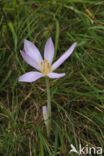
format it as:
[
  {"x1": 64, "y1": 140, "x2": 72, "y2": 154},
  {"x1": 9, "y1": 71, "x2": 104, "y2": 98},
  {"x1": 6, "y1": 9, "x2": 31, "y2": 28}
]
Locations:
[{"x1": 45, "y1": 77, "x2": 51, "y2": 137}]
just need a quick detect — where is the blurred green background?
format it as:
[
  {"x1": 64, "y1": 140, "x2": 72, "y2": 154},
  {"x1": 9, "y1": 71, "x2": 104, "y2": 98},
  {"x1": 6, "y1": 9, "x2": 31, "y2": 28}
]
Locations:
[{"x1": 0, "y1": 0, "x2": 104, "y2": 155}]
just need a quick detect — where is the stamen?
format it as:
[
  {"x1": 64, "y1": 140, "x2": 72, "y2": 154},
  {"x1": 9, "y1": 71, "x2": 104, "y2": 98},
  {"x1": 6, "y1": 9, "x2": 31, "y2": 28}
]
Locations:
[
  {"x1": 41, "y1": 60, "x2": 50, "y2": 75},
  {"x1": 42, "y1": 64, "x2": 45, "y2": 73},
  {"x1": 45, "y1": 59, "x2": 47, "y2": 63},
  {"x1": 41, "y1": 61, "x2": 43, "y2": 66},
  {"x1": 47, "y1": 62, "x2": 50, "y2": 70}
]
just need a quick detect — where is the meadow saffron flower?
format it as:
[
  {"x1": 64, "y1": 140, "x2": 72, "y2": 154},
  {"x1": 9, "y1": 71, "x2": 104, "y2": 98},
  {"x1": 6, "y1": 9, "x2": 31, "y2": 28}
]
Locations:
[
  {"x1": 18, "y1": 37, "x2": 77, "y2": 137},
  {"x1": 18, "y1": 37, "x2": 77, "y2": 82}
]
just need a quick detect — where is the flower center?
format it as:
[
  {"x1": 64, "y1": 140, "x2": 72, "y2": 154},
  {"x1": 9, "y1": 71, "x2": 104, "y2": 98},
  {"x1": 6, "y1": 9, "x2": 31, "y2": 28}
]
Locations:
[{"x1": 40, "y1": 59, "x2": 50, "y2": 75}]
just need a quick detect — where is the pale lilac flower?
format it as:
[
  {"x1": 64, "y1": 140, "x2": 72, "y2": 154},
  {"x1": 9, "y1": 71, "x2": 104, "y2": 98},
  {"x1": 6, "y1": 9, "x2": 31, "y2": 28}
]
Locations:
[{"x1": 18, "y1": 38, "x2": 77, "y2": 82}]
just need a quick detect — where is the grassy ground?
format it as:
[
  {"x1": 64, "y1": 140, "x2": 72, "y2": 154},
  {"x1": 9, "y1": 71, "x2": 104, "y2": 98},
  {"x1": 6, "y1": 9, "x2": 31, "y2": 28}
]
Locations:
[{"x1": 0, "y1": 0, "x2": 104, "y2": 155}]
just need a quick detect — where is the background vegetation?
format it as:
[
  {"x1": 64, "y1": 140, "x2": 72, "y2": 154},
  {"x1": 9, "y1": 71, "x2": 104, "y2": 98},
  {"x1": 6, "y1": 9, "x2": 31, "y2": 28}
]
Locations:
[{"x1": 0, "y1": 0, "x2": 104, "y2": 155}]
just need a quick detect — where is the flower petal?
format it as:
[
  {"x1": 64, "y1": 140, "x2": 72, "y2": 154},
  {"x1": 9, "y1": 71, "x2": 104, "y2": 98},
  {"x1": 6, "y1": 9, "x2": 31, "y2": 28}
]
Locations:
[
  {"x1": 47, "y1": 72, "x2": 65, "y2": 79},
  {"x1": 24, "y1": 39, "x2": 43, "y2": 65},
  {"x1": 51, "y1": 42, "x2": 77, "y2": 71},
  {"x1": 18, "y1": 72, "x2": 44, "y2": 82},
  {"x1": 20, "y1": 50, "x2": 41, "y2": 71},
  {"x1": 44, "y1": 37, "x2": 54, "y2": 64}
]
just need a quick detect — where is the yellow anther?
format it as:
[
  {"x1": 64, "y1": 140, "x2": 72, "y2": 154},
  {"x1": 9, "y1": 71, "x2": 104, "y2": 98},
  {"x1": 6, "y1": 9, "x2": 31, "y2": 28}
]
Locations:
[
  {"x1": 41, "y1": 60, "x2": 50, "y2": 75},
  {"x1": 45, "y1": 59, "x2": 47, "y2": 63},
  {"x1": 41, "y1": 61, "x2": 43, "y2": 66},
  {"x1": 47, "y1": 62, "x2": 50, "y2": 70},
  {"x1": 42, "y1": 64, "x2": 45, "y2": 73}
]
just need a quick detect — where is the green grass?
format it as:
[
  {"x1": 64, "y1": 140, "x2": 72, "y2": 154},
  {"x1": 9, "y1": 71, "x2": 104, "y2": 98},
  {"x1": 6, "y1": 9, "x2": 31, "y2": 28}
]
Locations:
[{"x1": 0, "y1": 0, "x2": 104, "y2": 155}]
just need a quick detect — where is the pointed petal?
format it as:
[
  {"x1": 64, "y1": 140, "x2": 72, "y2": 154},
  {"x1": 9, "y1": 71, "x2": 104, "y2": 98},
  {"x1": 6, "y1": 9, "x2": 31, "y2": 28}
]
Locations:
[
  {"x1": 44, "y1": 37, "x2": 54, "y2": 64},
  {"x1": 51, "y1": 42, "x2": 77, "y2": 71},
  {"x1": 24, "y1": 39, "x2": 43, "y2": 65},
  {"x1": 18, "y1": 72, "x2": 44, "y2": 82},
  {"x1": 20, "y1": 50, "x2": 41, "y2": 71},
  {"x1": 47, "y1": 72, "x2": 65, "y2": 79}
]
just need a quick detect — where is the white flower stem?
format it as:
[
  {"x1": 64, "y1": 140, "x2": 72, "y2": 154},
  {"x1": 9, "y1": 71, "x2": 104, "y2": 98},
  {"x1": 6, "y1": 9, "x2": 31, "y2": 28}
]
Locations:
[{"x1": 45, "y1": 77, "x2": 51, "y2": 137}]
